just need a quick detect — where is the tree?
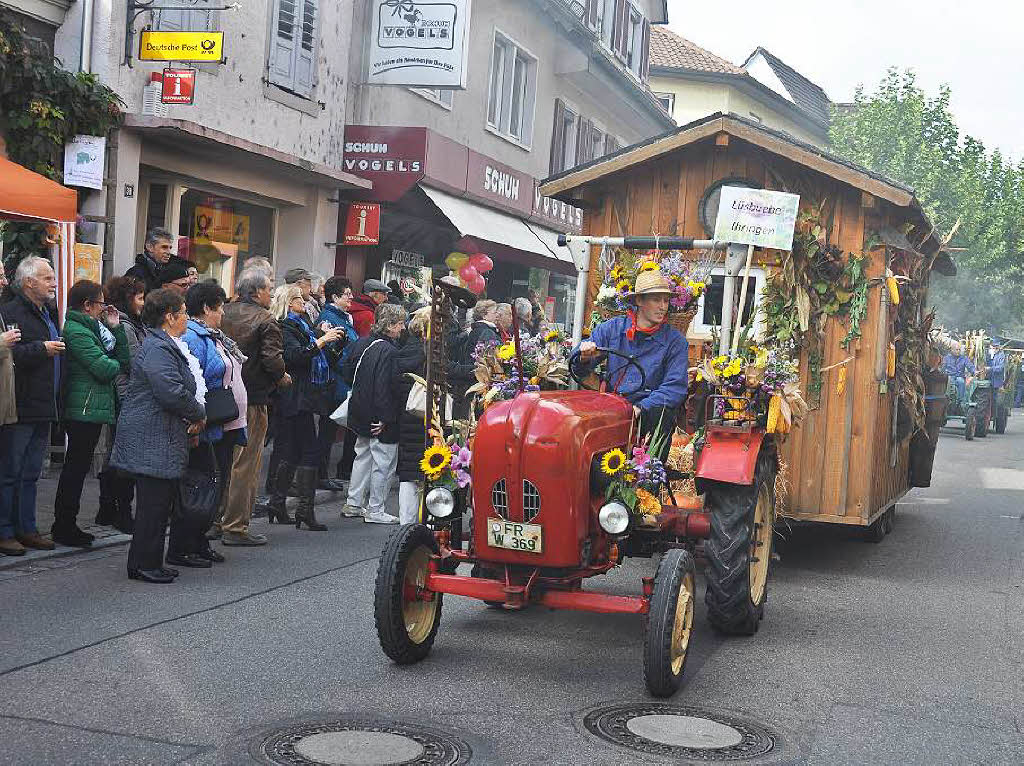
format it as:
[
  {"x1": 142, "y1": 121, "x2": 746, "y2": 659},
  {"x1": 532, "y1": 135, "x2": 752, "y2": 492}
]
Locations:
[{"x1": 830, "y1": 69, "x2": 1024, "y2": 333}]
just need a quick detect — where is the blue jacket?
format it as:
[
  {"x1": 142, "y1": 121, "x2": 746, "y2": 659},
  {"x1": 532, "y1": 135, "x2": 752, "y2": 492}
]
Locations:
[
  {"x1": 574, "y1": 316, "x2": 689, "y2": 410},
  {"x1": 941, "y1": 353, "x2": 975, "y2": 379},
  {"x1": 987, "y1": 349, "x2": 1006, "y2": 389},
  {"x1": 317, "y1": 304, "x2": 359, "y2": 401},
  {"x1": 184, "y1": 319, "x2": 228, "y2": 443},
  {"x1": 110, "y1": 330, "x2": 206, "y2": 479}
]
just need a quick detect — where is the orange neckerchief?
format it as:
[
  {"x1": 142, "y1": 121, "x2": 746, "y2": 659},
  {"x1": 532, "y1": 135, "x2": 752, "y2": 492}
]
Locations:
[{"x1": 625, "y1": 310, "x2": 664, "y2": 341}]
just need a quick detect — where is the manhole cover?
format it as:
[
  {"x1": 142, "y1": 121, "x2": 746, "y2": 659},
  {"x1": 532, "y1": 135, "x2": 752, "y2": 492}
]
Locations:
[
  {"x1": 257, "y1": 720, "x2": 472, "y2": 765},
  {"x1": 584, "y1": 703, "x2": 774, "y2": 761}
]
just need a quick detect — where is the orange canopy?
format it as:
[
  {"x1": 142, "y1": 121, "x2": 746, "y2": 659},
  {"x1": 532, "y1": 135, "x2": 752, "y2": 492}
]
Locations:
[{"x1": 0, "y1": 156, "x2": 77, "y2": 223}]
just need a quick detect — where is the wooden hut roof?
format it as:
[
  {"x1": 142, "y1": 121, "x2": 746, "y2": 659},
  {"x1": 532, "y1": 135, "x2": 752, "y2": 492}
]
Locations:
[{"x1": 540, "y1": 112, "x2": 956, "y2": 275}]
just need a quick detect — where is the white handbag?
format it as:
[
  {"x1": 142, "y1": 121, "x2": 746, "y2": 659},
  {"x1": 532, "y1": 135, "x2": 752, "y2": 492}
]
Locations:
[
  {"x1": 331, "y1": 339, "x2": 385, "y2": 427},
  {"x1": 405, "y1": 374, "x2": 453, "y2": 421}
]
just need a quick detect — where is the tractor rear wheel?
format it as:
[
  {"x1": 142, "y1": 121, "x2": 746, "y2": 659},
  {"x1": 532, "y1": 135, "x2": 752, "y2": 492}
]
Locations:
[
  {"x1": 703, "y1": 447, "x2": 777, "y2": 635},
  {"x1": 374, "y1": 524, "x2": 442, "y2": 664},
  {"x1": 644, "y1": 548, "x2": 697, "y2": 698},
  {"x1": 995, "y1": 406, "x2": 1008, "y2": 434}
]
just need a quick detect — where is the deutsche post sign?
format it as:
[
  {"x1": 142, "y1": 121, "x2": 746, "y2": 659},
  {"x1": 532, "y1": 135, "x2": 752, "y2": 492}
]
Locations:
[{"x1": 139, "y1": 31, "x2": 224, "y2": 63}]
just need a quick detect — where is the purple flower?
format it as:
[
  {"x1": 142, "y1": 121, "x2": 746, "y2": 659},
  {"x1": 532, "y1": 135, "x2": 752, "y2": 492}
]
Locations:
[{"x1": 454, "y1": 468, "x2": 471, "y2": 488}]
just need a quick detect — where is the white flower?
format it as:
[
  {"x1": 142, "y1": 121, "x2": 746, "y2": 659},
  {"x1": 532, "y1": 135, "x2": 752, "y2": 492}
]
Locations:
[{"x1": 597, "y1": 284, "x2": 617, "y2": 300}]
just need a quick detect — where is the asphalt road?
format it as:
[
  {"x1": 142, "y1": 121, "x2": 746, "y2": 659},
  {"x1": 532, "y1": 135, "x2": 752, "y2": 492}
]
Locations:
[{"x1": 1, "y1": 419, "x2": 1022, "y2": 765}]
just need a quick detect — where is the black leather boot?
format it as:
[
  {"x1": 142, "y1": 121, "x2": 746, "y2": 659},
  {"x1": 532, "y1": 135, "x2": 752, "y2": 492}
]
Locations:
[
  {"x1": 267, "y1": 462, "x2": 295, "y2": 524},
  {"x1": 294, "y1": 466, "x2": 326, "y2": 531}
]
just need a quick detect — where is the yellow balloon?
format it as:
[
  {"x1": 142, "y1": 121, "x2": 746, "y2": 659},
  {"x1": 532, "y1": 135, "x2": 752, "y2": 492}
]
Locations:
[{"x1": 446, "y1": 252, "x2": 469, "y2": 269}]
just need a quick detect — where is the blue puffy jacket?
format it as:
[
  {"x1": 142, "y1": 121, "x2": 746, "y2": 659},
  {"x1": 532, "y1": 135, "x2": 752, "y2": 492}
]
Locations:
[
  {"x1": 183, "y1": 319, "x2": 227, "y2": 443},
  {"x1": 317, "y1": 304, "x2": 359, "y2": 401},
  {"x1": 573, "y1": 316, "x2": 689, "y2": 410}
]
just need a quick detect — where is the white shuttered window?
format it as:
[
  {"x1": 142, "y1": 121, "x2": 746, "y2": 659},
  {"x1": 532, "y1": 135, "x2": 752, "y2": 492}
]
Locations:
[
  {"x1": 268, "y1": 0, "x2": 319, "y2": 98},
  {"x1": 486, "y1": 31, "x2": 537, "y2": 147}
]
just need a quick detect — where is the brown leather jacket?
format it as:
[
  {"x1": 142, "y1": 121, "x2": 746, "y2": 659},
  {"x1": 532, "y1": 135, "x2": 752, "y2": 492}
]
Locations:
[{"x1": 221, "y1": 298, "x2": 288, "y2": 406}]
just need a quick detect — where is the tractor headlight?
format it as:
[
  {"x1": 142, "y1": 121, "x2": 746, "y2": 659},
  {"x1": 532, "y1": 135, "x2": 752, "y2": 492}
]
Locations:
[
  {"x1": 598, "y1": 501, "x2": 630, "y2": 534},
  {"x1": 425, "y1": 487, "x2": 456, "y2": 518}
]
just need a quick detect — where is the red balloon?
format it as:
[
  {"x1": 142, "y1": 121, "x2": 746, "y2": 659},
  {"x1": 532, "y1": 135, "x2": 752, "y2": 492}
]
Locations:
[
  {"x1": 468, "y1": 274, "x2": 487, "y2": 294},
  {"x1": 458, "y1": 263, "x2": 479, "y2": 283},
  {"x1": 469, "y1": 253, "x2": 494, "y2": 273}
]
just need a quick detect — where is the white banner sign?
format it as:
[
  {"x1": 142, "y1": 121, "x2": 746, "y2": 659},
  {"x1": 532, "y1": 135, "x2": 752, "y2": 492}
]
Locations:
[
  {"x1": 714, "y1": 186, "x2": 800, "y2": 251},
  {"x1": 367, "y1": 0, "x2": 472, "y2": 88},
  {"x1": 63, "y1": 135, "x2": 106, "y2": 191}
]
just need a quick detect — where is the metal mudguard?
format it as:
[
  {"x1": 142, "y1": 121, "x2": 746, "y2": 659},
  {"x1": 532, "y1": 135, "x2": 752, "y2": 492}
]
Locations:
[{"x1": 694, "y1": 427, "x2": 764, "y2": 486}]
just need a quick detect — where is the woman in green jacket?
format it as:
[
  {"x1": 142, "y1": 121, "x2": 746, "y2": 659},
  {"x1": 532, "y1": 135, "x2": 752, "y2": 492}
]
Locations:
[{"x1": 52, "y1": 280, "x2": 130, "y2": 547}]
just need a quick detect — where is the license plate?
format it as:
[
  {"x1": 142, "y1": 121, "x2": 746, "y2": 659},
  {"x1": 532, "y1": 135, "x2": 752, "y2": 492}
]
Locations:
[{"x1": 487, "y1": 518, "x2": 543, "y2": 553}]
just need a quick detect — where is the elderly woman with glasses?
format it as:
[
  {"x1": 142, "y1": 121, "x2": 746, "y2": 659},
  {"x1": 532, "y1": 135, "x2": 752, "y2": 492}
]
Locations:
[
  {"x1": 268, "y1": 284, "x2": 343, "y2": 531},
  {"x1": 111, "y1": 289, "x2": 206, "y2": 584},
  {"x1": 52, "y1": 280, "x2": 131, "y2": 548}
]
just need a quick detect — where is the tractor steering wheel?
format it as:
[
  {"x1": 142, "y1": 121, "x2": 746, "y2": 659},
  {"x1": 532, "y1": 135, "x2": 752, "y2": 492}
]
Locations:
[{"x1": 569, "y1": 347, "x2": 648, "y2": 399}]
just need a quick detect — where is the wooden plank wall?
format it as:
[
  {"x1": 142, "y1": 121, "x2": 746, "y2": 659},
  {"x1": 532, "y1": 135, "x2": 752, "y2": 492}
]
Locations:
[{"x1": 579, "y1": 137, "x2": 913, "y2": 524}]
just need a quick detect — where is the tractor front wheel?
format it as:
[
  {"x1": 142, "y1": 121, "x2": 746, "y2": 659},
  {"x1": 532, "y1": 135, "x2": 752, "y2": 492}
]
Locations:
[
  {"x1": 374, "y1": 524, "x2": 443, "y2": 664},
  {"x1": 703, "y1": 448, "x2": 777, "y2": 635},
  {"x1": 644, "y1": 548, "x2": 697, "y2": 697}
]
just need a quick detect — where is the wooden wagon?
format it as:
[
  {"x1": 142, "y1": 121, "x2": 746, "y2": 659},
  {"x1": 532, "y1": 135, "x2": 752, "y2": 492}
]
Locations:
[{"x1": 540, "y1": 112, "x2": 956, "y2": 535}]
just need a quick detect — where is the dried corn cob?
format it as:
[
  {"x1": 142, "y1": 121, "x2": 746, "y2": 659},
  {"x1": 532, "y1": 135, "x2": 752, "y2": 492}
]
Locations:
[
  {"x1": 886, "y1": 275, "x2": 900, "y2": 305},
  {"x1": 887, "y1": 343, "x2": 896, "y2": 378},
  {"x1": 836, "y1": 366, "x2": 847, "y2": 396},
  {"x1": 767, "y1": 393, "x2": 782, "y2": 433}
]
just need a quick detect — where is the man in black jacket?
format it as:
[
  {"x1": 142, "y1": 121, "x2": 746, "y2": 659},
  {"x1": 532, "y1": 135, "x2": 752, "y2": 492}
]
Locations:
[
  {"x1": 126, "y1": 227, "x2": 174, "y2": 292},
  {"x1": 0, "y1": 257, "x2": 64, "y2": 556},
  {"x1": 340, "y1": 303, "x2": 406, "y2": 524}
]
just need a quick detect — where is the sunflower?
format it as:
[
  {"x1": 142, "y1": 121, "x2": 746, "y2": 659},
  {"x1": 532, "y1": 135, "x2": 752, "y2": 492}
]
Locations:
[
  {"x1": 615, "y1": 279, "x2": 632, "y2": 294},
  {"x1": 600, "y1": 448, "x2": 627, "y2": 476},
  {"x1": 544, "y1": 329, "x2": 559, "y2": 343},
  {"x1": 636, "y1": 488, "x2": 661, "y2": 516},
  {"x1": 496, "y1": 343, "x2": 516, "y2": 361},
  {"x1": 639, "y1": 261, "x2": 660, "y2": 272},
  {"x1": 420, "y1": 444, "x2": 452, "y2": 478}
]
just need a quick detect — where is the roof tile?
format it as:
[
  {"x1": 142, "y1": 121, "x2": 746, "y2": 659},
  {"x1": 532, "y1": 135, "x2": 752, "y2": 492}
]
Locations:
[{"x1": 649, "y1": 26, "x2": 745, "y2": 75}]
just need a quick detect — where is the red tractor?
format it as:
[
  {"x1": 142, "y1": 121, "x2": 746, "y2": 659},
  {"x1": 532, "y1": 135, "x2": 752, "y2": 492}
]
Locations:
[{"x1": 374, "y1": 241, "x2": 777, "y2": 697}]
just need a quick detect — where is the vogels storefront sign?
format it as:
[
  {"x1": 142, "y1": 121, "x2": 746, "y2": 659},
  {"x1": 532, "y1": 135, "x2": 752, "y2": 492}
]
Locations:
[{"x1": 367, "y1": 0, "x2": 472, "y2": 88}]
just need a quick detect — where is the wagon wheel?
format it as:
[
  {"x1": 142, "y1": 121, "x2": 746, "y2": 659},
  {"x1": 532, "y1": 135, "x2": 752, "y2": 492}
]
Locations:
[
  {"x1": 864, "y1": 511, "x2": 888, "y2": 543},
  {"x1": 644, "y1": 548, "x2": 697, "y2": 697},
  {"x1": 703, "y1": 445, "x2": 777, "y2": 635},
  {"x1": 374, "y1": 524, "x2": 443, "y2": 664},
  {"x1": 965, "y1": 414, "x2": 975, "y2": 440}
]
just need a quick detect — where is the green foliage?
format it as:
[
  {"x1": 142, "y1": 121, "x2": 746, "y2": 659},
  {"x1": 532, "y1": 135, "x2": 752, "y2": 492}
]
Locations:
[
  {"x1": 830, "y1": 69, "x2": 1024, "y2": 331},
  {"x1": 0, "y1": 11, "x2": 123, "y2": 179}
]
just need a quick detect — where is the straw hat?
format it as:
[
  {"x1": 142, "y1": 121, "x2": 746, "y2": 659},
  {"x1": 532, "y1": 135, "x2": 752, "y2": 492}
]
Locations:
[{"x1": 627, "y1": 270, "x2": 674, "y2": 298}]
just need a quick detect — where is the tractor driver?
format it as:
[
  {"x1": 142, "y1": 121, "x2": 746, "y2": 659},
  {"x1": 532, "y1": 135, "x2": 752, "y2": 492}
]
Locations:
[
  {"x1": 575, "y1": 270, "x2": 688, "y2": 461},
  {"x1": 942, "y1": 342, "x2": 975, "y2": 403}
]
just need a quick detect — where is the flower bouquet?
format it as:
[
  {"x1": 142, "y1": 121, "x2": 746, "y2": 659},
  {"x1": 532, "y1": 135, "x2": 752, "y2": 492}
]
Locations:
[
  {"x1": 467, "y1": 332, "x2": 571, "y2": 408},
  {"x1": 595, "y1": 419, "x2": 672, "y2": 528},
  {"x1": 592, "y1": 247, "x2": 716, "y2": 333},
  {"x1": 695, "y1": 341, "x2": 808, "y2": 434}
]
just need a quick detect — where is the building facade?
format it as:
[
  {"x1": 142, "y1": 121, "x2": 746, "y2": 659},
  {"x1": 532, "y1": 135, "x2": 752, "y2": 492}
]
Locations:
[
  {"x1": 48, "y1": 0, "x2": 368, "y2": 286},
  {"x1": 648, "y1": 27, "x2": 830, "y2": 148},
  {"x1": 338, "y1": 0, "x2": 675, "y2": 331}
]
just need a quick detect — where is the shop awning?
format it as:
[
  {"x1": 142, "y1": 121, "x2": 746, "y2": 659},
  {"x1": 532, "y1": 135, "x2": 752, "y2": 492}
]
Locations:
[
  {"x1": 0, "y1": 156, "x2": 78, "y2": 222},
  {"x1": 421, "y1": 186, "x2": 576, "y2": 276}
]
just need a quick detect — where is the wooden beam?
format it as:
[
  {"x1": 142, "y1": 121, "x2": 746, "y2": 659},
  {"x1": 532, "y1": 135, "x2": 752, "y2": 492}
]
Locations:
[
  {"x1": 861, "y1": 192, "x2": 875, "y2": 208},
  {"x1": 715, "y1": 131, "x2": 729, "y2": 147},
  {"x1": 722, "y1": 118, "x2": 915, "y2": 208}
]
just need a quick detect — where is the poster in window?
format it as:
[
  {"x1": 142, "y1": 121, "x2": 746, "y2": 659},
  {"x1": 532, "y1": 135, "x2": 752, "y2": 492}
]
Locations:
[
  {"x1": 73, "y1": 243, "x2": 103, "y2": 284},
  {"x1": 367, "y1": 0, "x2": 472, "y2": 88}
]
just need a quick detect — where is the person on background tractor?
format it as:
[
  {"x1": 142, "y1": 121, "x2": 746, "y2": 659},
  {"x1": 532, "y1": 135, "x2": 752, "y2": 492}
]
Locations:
[
  {"x1": 987, "y1": 338, "x2": 1007, "y2": 392},
  {"x1": 942, "y1": 342, "x2": 975, "y2": 403},
  {"x1": 575, "y1": 270, "x2": 688, "y2": 461}
]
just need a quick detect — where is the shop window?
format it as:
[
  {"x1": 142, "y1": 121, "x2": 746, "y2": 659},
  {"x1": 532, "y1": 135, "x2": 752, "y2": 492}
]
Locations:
[
  {"x1": 410, "y1": 87, "x2": 454, "y2": 110},
  {"x1": 177, "y1": 189, "x2": 275, "y2": 294},
  {"x1": 267, "y1": 0, "x2": 319, "y2": 98},
  {"x1": 692, "y1": 267, "x2": 766, "y2": 339},
  {"x1": 144, "y1": 183, "x2": 169, "y2": 233},
  {"x1": 487, "y1": 31, "x2": 537, "y2": 147}
]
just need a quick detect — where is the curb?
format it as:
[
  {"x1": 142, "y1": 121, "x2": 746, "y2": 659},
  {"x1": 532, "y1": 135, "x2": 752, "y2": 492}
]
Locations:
[{"x1": 0, "y1": 530, "x2": 131, "y2": 571}]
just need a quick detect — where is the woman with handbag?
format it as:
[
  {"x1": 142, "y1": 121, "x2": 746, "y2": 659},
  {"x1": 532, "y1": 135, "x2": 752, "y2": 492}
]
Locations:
[
  {"x1": 111, "y1": 289, "x2": 206, "y2": 584},
  {"x1": 167, "y1": 281, "x2": 248, "y2": 566},
  {"x1": 52, "y1": 280, "x2": 132, "y2": 548},
  {"x1": 391, "y1": 308, "x2": 430, "y2": 524},
  {"x1": 271, "y1": 285, "x2": 343, "y2": 531}
]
